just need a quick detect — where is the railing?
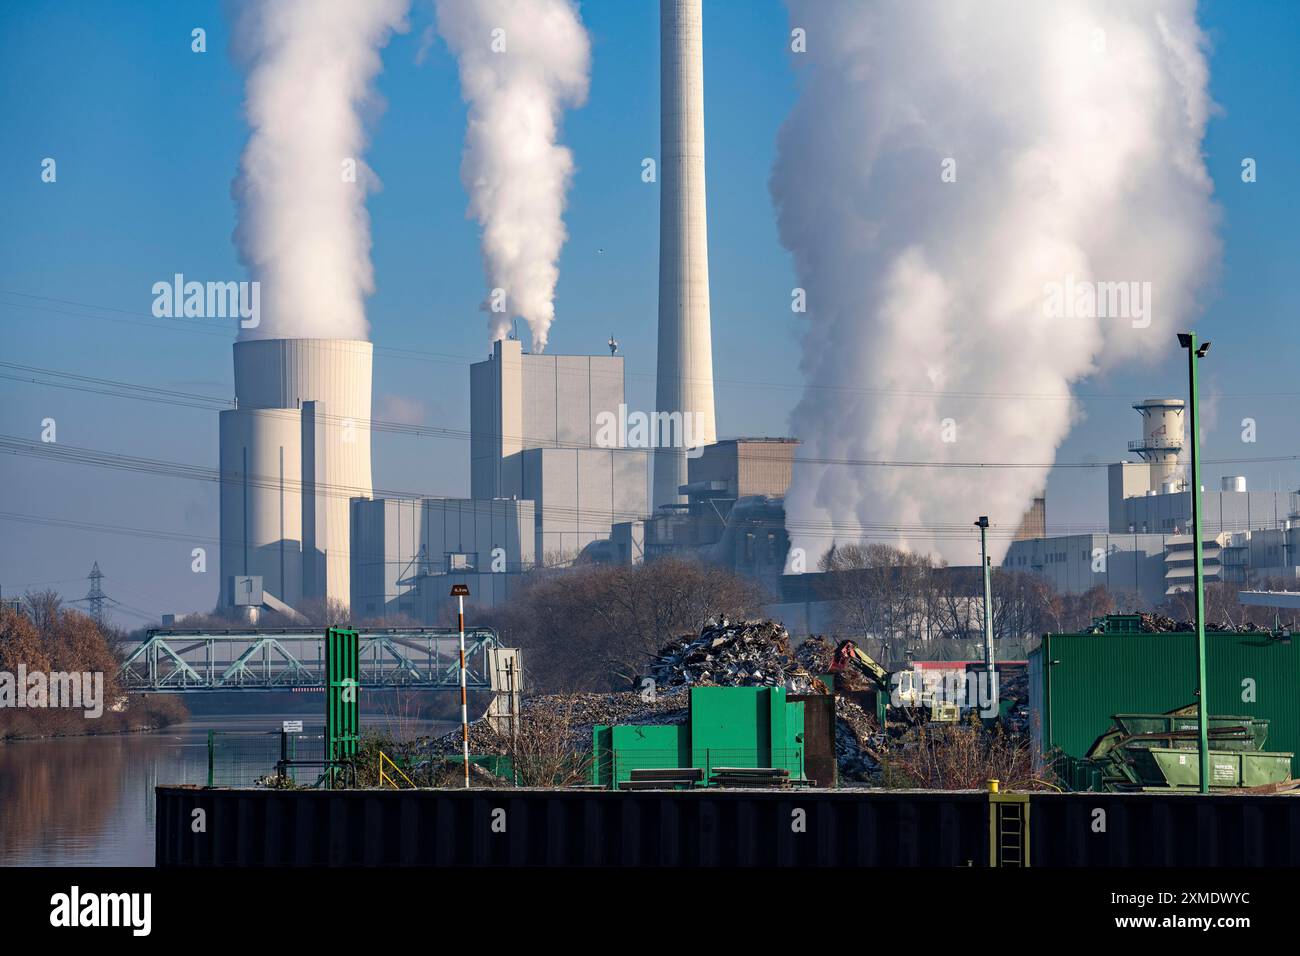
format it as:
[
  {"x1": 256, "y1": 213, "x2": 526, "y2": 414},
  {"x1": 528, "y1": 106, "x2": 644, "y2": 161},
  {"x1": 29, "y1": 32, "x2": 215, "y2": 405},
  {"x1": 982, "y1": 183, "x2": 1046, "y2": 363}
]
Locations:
[
  {"x1": 119, "y1": 626, "x2": 502, "y2": 692},
  {"x1": 207, "y1": 729, "x2": 327, "y2": 787},
  {"x1": 378, "y1": 750, "x2": 416, "y2": 789},
  {"x1": 1128, "y1": 437, "x2": 1183, "y2": 451}
]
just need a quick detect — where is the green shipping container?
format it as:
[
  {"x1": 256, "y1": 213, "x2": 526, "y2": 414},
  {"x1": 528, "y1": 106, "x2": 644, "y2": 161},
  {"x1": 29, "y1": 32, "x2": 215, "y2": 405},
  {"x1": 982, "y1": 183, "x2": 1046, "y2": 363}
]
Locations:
[{"x1": 1029, "y1": 628, "x2": 1300, "y2": 776}]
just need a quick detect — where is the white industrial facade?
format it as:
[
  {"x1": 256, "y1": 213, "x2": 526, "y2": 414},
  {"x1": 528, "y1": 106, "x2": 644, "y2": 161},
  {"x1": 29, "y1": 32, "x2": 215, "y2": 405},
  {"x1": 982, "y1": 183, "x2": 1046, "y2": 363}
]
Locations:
[
  {"x1": 1002, "y1": 533, "x2": 1172, "y2": 607},
  {"x1": 470, "y1": 338, "x2": 648, "y2": 563},
  {"x1": 349, "y1": 497, "x2": 534, "y2": 620},
  {"x1": 654, "y1": 0, "x2": 717, "y2": 508},
  {"x1": 219, "y1": 338, "x2": 373, "y2": 611},
  {"x1": 1010, "y1": 401, "x2": 1300, "y2": 606}
]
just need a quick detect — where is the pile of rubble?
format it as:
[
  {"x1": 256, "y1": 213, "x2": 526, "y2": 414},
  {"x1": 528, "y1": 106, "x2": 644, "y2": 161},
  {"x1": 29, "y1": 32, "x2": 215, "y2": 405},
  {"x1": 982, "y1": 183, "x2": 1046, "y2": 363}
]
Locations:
[
  {"x1": 648, "y1": 618, "x2": 826, "y2": 693},
  {"x1": 649, "y1": 622, "x2": 887, "y2": 781},
  {"x1": 427, "y1": 618, "x2": 890, "y2": 783},
  {"x1": 1088, "y1": 612, "x2": 1278, "y2": 634},
  {"x1": 795, "y1": 636, "x2": 878, "y2": 692},
  {"x1": 834, "y1": 695, "x2": 884, "y2": 781},
  {"x1": 428, "y1": 686, "x2": 691, "y2": 756}
]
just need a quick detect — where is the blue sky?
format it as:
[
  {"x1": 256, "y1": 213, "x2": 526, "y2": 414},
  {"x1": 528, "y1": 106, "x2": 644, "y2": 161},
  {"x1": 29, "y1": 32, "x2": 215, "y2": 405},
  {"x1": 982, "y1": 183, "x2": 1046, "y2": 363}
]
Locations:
[{"x1": 0, "y1": 0, "x2": 1296, "y2": 622}]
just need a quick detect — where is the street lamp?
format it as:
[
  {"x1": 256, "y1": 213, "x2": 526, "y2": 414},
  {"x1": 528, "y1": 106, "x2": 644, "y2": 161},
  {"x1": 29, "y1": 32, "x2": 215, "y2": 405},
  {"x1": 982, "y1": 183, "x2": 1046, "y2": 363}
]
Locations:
[
  {"x1": 451, "y1": 583, "x2": 471, "y2": 789},
  {"x1": 1177, "y1": 332, "x2": 1211, "y2": 793},
  {"x1": 975, "y1": 517, "x2": 995, "y2": 682}
]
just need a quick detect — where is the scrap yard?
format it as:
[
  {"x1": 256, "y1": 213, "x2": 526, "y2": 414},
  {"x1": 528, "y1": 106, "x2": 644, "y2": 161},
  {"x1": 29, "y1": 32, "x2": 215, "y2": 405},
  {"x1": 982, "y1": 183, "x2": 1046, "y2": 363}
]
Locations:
[{"x1": 156, "y1": 609, "x2": 1300, "y2": 868}]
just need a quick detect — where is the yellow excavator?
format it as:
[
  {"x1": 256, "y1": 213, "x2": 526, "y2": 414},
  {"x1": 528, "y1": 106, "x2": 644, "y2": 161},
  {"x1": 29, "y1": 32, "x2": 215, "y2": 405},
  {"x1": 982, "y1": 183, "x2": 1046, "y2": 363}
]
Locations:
[{"x1": 830, "y1": 640, "x2": 959, "y2": 724}]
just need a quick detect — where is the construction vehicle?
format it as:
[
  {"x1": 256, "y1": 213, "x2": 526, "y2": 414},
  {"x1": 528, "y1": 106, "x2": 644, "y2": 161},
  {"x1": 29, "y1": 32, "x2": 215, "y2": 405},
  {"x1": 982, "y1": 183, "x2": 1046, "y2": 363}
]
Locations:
[{"x1": 830, "y1": 640, "x2": 959, "y2": 724}]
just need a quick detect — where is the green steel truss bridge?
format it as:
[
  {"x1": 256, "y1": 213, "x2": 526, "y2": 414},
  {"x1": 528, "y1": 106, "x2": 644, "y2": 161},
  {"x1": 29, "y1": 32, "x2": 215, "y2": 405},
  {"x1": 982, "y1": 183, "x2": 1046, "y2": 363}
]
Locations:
[{"x1": 118, "y1": 627, "x2": 503, "y2": 693}]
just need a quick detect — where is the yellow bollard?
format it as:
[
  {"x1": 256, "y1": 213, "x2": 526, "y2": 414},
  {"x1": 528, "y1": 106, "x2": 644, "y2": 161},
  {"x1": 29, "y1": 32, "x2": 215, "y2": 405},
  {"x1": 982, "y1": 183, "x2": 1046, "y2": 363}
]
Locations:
[{"x1": 987, "y1": 779, "x2": 1000, "y2": 793}]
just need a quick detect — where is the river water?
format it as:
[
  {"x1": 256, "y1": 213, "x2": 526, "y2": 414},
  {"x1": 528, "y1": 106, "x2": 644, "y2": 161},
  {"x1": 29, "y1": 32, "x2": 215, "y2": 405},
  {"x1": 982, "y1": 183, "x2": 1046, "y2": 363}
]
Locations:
[{"x1": 0, "y1": 714, "x2": 450, "y2": 867}]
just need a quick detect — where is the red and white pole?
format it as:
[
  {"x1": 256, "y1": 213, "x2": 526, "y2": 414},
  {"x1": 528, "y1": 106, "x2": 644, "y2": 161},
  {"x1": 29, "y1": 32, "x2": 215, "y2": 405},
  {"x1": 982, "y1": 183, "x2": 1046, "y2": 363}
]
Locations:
[{"x1": 458, "y1": 593, "x2": 470, "y2": 789}]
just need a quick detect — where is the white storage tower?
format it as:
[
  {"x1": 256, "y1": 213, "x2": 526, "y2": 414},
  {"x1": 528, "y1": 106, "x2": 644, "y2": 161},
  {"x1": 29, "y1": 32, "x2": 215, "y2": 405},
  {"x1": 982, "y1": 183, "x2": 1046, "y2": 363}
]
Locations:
[{"x1": 219, "y1": 338, "x2": 373, "y2": 611}]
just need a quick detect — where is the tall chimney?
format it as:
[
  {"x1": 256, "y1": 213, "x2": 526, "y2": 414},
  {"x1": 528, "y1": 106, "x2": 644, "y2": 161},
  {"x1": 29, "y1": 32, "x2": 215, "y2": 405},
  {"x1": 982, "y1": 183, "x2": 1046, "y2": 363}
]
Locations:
[{"x1": 653, "y1": 0, "x2": 717, "y2": 509}]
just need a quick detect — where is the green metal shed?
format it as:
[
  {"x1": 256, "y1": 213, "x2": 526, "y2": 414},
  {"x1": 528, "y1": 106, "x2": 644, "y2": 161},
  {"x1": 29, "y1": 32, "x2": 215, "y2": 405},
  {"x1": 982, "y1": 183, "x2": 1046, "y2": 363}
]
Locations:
[{"x1": 1029, "y1": 624, "x2": 1300, "y2": 775}]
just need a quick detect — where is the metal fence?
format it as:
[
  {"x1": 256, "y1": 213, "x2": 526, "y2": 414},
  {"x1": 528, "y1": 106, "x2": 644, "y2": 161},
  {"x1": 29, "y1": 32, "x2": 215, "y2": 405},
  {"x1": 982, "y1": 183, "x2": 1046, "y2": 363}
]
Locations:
[{"x1": 207, "y1": 730, "x2": 328, "y2": 787}]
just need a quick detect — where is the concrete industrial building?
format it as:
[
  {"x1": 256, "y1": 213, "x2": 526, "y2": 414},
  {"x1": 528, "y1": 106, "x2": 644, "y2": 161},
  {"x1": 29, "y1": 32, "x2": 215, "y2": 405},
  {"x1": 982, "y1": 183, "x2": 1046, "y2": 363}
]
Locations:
[
  {"x1": 613, "y1": 438, "x2": 798, "y2": 593},
  {"x1": 219, "y1": 338, "x2": 373, "y2": 613},
  {"x1": 349, "y1": 497, "x2": 534, "y2": 621},
  {"x1": 1003, "y1": 533, "x2": 1173, "y2": 605},
  {"x1": 470, "y1": 338, "x2": 648, "y2": 563},
  {"x1": 654, "y1": 0, "x2": 717, "y2": 509},
  {"x1": 1006, "y1": 398, "x2": 1300, "y2": 605}
]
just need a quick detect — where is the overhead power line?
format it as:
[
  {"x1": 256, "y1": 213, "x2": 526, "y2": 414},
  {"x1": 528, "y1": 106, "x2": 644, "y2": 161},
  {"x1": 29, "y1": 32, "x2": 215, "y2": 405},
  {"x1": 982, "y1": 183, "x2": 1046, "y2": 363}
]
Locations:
[
  {"x1": 5, "y1": 288, "x2": 1296, "y2": 403},
  {"x1": 4, "y1": 364, "x2": 1300, "y2": 473}
]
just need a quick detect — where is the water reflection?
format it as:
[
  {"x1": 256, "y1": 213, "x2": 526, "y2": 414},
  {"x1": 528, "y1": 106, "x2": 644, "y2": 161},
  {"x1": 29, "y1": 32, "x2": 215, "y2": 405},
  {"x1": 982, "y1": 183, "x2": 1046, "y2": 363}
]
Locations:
[{"x1": 0, "y1": 715, "x2": 448, "y2": 866}]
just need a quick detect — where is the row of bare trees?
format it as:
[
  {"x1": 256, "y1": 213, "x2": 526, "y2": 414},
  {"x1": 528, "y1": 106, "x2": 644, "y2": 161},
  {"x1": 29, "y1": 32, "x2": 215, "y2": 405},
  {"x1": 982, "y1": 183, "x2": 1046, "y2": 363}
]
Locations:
[
  {"x1": 816, "y1": 543, "x2": 1139, "y2": 660},
  {"x1": 0, "y1": 591, "x2": 187, "y2": 738},
  {"x1": 478, "y1": 558, "x2": 765, "y2": 694},
  {"x1": 818, "y1": 543, "x2": 1300, "y2": 661}
]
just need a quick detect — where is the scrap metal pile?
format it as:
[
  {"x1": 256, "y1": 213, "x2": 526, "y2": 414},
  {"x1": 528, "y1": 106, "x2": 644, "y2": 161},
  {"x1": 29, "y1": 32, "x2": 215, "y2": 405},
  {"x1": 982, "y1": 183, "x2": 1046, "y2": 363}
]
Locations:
[
  {"x1": 429, "y1": 686, "x2": 692, "y2": 756},
  {"x1": 1088, "y1": 612, "x2": 1277, "y2": 634},
  {"x1": 648, "y1": 618, "x2": 827, "y2": 693},
  {"x1": 427, "y1": 618, "x2": 883, "y2": 781}
]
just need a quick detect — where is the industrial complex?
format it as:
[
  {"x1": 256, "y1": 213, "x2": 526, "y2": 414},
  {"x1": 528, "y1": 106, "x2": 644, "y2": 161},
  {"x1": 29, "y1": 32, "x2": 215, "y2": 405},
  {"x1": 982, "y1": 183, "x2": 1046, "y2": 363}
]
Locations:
[{"x1": 8, "y1": 1, "x2": 1300, "y2": 925}]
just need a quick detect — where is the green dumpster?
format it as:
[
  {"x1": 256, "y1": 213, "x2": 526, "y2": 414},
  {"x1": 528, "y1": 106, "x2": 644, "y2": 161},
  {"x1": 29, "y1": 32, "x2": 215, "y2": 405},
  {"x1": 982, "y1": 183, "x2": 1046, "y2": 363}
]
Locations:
[{"x1": 1128, "y1": 747, "x2": 1293, "y2": 789}]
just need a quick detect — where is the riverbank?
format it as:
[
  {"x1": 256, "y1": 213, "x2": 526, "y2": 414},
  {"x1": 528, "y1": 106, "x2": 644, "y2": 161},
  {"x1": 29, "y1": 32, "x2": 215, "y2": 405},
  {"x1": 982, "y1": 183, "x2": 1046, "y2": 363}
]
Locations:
[{"x1": 0, "y1": 694, "x2": 188, "y2": 741}]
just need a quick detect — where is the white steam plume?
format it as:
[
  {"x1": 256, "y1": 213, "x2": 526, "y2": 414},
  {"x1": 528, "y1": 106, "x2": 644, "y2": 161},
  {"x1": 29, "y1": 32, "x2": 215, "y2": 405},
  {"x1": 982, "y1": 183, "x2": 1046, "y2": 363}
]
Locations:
[
  {"x1": 435, "y1": 0, "x2": 590, "y2": 352},
  {"x1": 231, "y1": 0, "x2": 408, "y2": 340},
  {"x1": 772, "y1": 0, "x2": 1218, "y2": 566}
]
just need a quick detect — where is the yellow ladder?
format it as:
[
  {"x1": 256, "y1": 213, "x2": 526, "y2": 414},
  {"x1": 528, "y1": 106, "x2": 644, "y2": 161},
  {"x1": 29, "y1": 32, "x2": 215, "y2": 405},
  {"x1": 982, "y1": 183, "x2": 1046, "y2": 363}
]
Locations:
[{"x1": 987, "y1": 782, "x2": 1030, "y2": 867}]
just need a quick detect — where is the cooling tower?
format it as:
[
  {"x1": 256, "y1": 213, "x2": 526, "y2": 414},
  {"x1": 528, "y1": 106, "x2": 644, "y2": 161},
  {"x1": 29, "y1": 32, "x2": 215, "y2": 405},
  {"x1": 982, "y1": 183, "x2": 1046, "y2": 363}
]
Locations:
[
  {"x1": 219, "y1": 338, "x2": 373, "y2": 611},
  {"x1": 653, "y1": 0, "x2": 717, "y2": 509}
]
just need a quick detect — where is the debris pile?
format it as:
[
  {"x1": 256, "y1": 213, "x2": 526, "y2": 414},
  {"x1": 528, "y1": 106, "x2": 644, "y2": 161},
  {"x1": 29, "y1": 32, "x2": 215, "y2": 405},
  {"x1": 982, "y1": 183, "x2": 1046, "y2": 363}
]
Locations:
[
  {"x1": 1087, "y1": 613, "x2": 1278, "y2": 634},
  {"x1": 429, "y1": 686, "x2": 691, "y2": 756},
  {"x1": 795, "y1": 635, "x2": 878, "y2": 692},
  {"x1": 834, "y1": 695, "x2": 883, "y2": 781},
  {"x1": 425, "y1": 619, "x2": 890, "y2": 783},
  {"x1": 648, "y1": 618, "x2": 826, "y2": 693}
]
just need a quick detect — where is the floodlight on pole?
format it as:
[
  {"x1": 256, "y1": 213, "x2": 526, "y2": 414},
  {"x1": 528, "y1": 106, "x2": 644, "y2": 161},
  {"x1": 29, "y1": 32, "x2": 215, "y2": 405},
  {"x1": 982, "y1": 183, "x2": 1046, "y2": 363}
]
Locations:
[
  {"x1": 451, "y1": 583, "x2": 471, "y2": 788},
  {"x1": 1178, "y1": 332, "x2": 1211, "y2": 794}
]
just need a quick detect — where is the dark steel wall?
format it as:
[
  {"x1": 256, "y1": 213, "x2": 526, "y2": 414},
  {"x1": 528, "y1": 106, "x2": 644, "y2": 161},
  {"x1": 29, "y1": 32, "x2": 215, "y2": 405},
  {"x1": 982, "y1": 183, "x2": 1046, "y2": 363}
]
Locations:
[
  {"x1": 156, "y1": 786, "x2": 1300, "y2": 867},
  {"x1": 1029, "y1": 792, "x2": 1300, "y2": 866},
  {"x1": 156, "y1": 786, "x2": 986, "y2": 867}
]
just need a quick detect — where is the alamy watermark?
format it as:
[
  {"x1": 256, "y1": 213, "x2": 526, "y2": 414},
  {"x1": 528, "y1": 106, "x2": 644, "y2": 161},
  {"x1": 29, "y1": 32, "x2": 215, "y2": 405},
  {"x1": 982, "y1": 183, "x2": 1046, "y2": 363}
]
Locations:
[
  {"x1": 594, "y1": 404, "x2": 707, "y2": 458},
  {"x1": 50, "y1": 886, "x2": 150, "y2": 936},
  {"x1": 151, "y1": 273, "x2": 260, "y2": 329},
  {"x1": 0, "y1": 666, "x2": 104, "y2": 718},
  {"x1": 891, "y1": 668, "x2": 999, "y2": 718},
  {"x1": 1044, "y1": 275, "x2": 1152, "y2": 329}
]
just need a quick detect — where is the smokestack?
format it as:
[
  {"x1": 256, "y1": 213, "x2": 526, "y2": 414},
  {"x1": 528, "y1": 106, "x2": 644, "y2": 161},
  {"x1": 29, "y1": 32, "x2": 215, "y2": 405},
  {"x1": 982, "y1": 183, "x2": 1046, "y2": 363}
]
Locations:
[{"x1": 653, "y1": 0, "x2": 717, "y2": 509}]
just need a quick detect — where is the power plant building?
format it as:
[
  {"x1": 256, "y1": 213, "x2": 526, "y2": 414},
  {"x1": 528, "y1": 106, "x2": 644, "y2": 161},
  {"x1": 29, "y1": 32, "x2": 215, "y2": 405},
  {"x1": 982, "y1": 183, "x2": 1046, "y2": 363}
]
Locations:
[
  {"x1": 218, "y1": 338, "x2": 373, "y2": 612},
  {"x1": 349, "y1": 497, "x2": 534, "y2": 621},
  {"x1": 614, "y1": 438, "x2": 798, "y2": 594},
  {"x1": 1008, "y1": 398, "x2": 1300, "y2": 605},
  {"x1": 470, "y1": 338, "x2": 649, "y2": 562}
]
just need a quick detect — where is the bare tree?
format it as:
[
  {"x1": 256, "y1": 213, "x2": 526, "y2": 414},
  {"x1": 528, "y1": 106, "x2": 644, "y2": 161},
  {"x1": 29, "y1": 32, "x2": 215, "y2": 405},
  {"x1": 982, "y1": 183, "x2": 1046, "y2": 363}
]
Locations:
[{"x1": 480, "y1": 558, "x2": 764, "y2": 693}]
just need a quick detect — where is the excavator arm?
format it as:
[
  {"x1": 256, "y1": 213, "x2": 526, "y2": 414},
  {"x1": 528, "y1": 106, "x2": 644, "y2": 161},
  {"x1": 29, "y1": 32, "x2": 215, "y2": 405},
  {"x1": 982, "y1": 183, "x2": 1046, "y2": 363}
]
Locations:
[{"x1": 830, "y1": 640, "x2": 891, "y2": 693}]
